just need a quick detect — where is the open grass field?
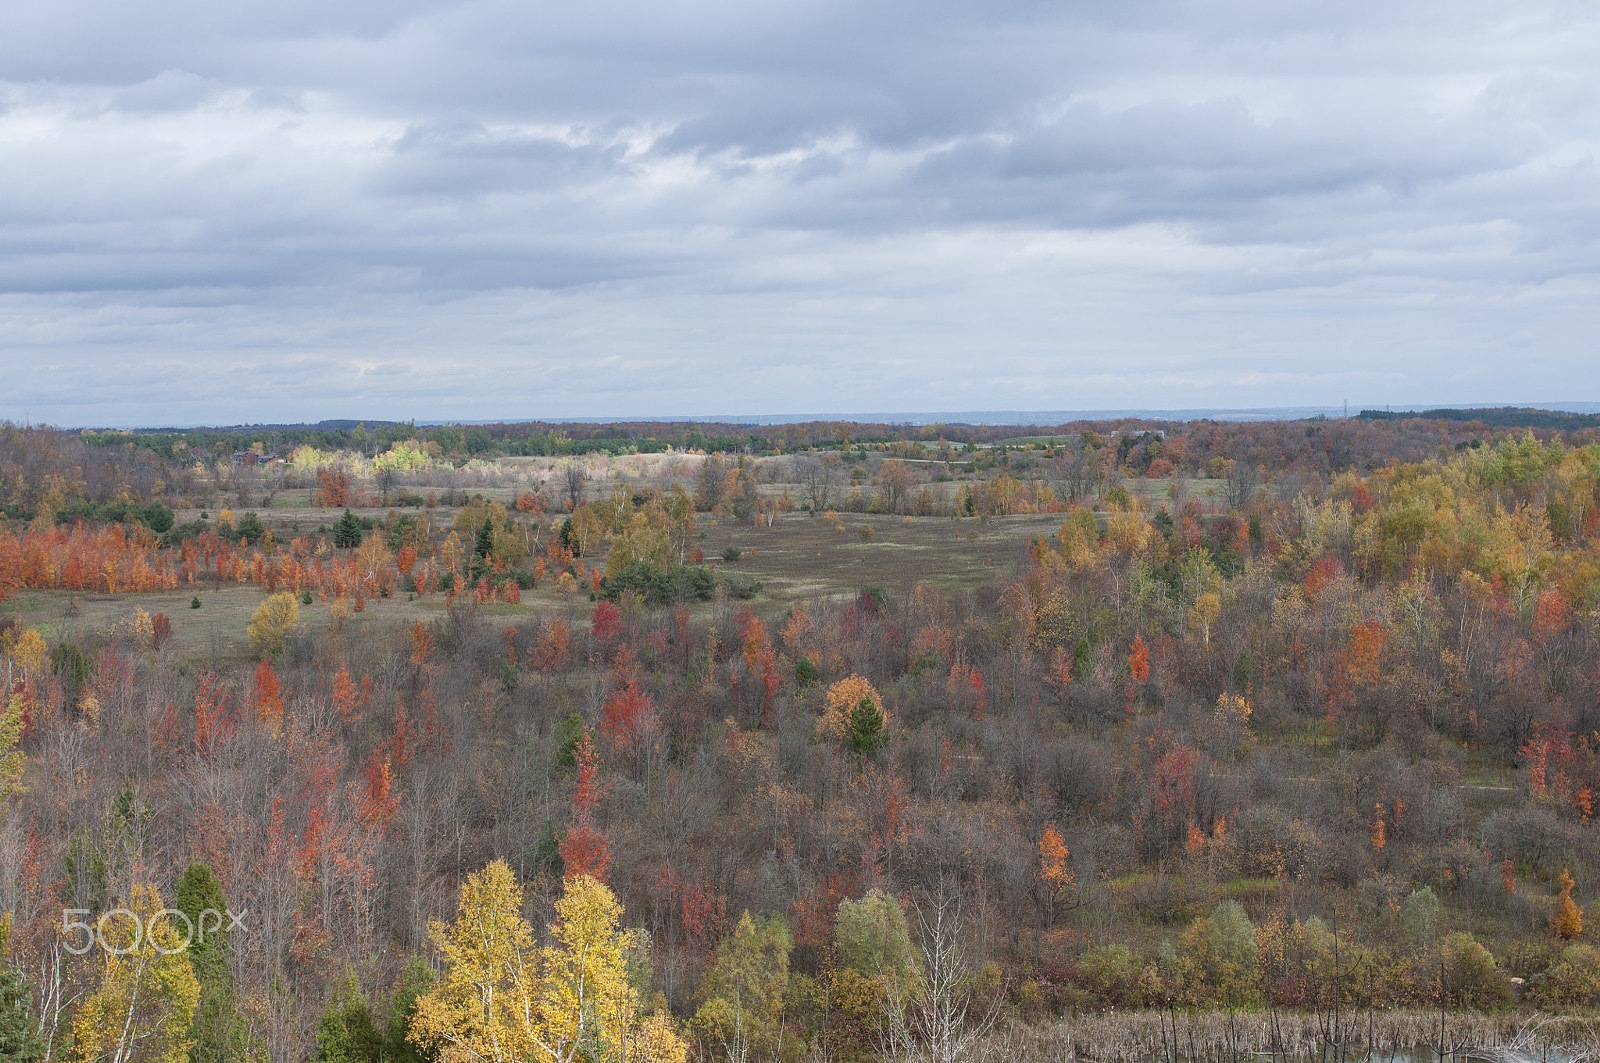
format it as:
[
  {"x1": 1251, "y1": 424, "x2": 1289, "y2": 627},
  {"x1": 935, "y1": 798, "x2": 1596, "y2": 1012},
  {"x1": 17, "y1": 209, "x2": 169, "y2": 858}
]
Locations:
[
  {"x1": 699, "y1": 510, "x2": 1056, "y2": 607},
  {"x1": 2, "y1": 509, "x2": 1067, "y2": 664},
  {"x1": 36, "y1": 444, "x2": 1244, "y2": 670},
  {"x1": 0, "y1": 584, "x2": 452, "y2": 666}
]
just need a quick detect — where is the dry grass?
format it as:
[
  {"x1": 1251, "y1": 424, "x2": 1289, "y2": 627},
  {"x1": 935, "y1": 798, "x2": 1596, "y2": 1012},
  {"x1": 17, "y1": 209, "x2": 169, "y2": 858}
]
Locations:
[
  {"x1": 0, "y1": 585, "x2": 453, "y2": 665},
  {"x1": 697, "y1": 511, "x2": 1060, "y2": 616},
  {"x1": 970, "y1": 1009, "x2": 1599, "y2": 1063},
  {"x1": 3, "y1": 499, "x2": 1073, "y2": 664}
]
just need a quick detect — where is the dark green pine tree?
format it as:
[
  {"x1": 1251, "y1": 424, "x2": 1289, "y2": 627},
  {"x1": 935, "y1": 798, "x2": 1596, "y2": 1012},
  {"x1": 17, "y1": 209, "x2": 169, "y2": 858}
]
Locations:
[
  {"x1": 0, "y1": 962, "x2": 46, "y2": 1063},
  {"x1": 176, "y1": 862, "x2": 256, "y2": 1063},
  {"x1": 384, "y1": 960, "x2": 438, "y2": 1063},
  {"x1": 333, "y1": 510, "x2": 364, "y2": 549},
  {"x1": 473, "y1": 517, "x2": 494, "y2": 561},
  {"x1": 312, "y1": 973, "x2": 382, "y2": 1063},
  {"x1": 234, "y1": 511, "x2": 267, "y2": 545},
  {"x1": 847, "y1": 696, "x2": 887, "y2": 757},
  {"x1": 470, "y1": 517, "x2": 494, "y2": 581}
]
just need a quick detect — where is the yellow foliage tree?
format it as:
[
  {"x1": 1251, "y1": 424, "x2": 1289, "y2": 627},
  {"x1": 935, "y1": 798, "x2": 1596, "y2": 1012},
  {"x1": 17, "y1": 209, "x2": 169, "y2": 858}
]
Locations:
[
  {"x1": 374, "y1": 439, "x2": 435, "y2": 472},
  {"x1": 566, "y1": 505, "x2": 606, "y2": 558},
  {"x1": 1, "y1": 691, "x2": 25, "y2": 798},
  {"x1": 1210, "y1": 692, "x2": 1254, "y2": 757},
  {"x1": 605, "y1": 512, "x2": 672, "y2": 578},
  {"x1": 410, "y1": 859, "x2": 542, "y2": 1063},
  {"x1": 355, "y1": 537, "x2": 394, "y2": 583},
  {"x1": 70, "y1": 883, "x2": 201, "y2": 1063},
  {"x1": 539, "y1": 874, "x2": 685, "y2": 1063},
  {"x1": 9, "y1": 627, "x2": 48, "y2": 679},
  {"x1": 246, "y1": 593, "x2": 301, "y2": 658},
  {"x1": 452, "y1": 500, "x2": 510, "y2": 539},
  {"x1": 411, "y1": 863, "x2": 686, "y2": 1063},
  {"x1": 818, "y1": 675, "x2": 887, "y2": 742},
  {"x1": 1188, "y1": 591, "x2": 1222, "y2": 647}
]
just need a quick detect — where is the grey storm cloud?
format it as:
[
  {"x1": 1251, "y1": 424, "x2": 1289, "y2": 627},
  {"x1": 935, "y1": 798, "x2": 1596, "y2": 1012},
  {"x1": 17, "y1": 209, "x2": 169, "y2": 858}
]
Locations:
[{"x1": 0, "y1": 0, "x2": 1596, "y2": 424}]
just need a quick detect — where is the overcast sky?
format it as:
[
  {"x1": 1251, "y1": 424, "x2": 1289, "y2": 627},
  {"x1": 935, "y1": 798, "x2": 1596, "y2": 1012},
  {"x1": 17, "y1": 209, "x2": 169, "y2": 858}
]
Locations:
[{"x1": 1, "y1": 0, "x2": 1596, "y2": 425}]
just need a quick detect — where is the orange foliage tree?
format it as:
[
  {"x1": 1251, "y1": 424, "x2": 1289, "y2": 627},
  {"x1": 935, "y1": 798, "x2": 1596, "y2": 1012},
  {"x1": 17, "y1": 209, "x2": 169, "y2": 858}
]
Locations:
[
  {"x1": 558, "y1": 725, "x2": 609, "y2": 882},
  {"x1": 316, "y1": 467, "x2": 355, "y2": 507},
  {"x1": 1553, "y1": 869, "x2": 1584, "y2": 939},
  {"x1": 251, "y1": 662, "x2": 283, "y2": 732},
  {"x1": 818, "y1": 675, "x2": 886, "y2": 741},
  {"x1": 1035, "y1": 824, "x2": 1075, "y2": 927}
]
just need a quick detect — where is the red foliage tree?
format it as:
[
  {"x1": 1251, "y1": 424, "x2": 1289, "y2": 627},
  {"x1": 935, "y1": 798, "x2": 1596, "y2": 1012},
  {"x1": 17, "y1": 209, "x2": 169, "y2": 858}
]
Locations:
[
  {"x1": 357, "y1": 752, "x2": 399, "y2": 828},
  {"x1": 252, "y1": 661, "x2": 283, "y2": 731},
  {"x1": 332, "y1": 664, "x2": 371, "y2": 725},
  {"x1": 602, "y1": 651, "x2": 657, "y2": 756},
  {"x1": 193, "y1": 674, "x2": 235, "y2": 754},
  {"x1": 1128, "y1": 634, "x2": 1150, "y2": 684},
  {"x1": 591, "y1": 600, "x2": 623, "y2": 647},
  {"x1": 558, "y1": 726, "x2": 609, "y2": 882},
  {"x1": 535, "y1": 618, "x2": 571, "y2": 671}
]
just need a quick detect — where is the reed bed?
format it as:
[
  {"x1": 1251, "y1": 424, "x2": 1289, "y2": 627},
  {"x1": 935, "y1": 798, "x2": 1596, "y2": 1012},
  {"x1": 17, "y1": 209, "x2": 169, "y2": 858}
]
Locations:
[{"x1": 965, "y1": 1010, "x2": 1600, "y2": 1063}]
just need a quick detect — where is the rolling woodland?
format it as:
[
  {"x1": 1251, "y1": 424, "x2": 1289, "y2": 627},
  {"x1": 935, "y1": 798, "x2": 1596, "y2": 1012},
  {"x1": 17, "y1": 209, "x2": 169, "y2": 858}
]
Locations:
[{"x1": 1, "y1": 412, "x2": 1600, "y2": 1062}]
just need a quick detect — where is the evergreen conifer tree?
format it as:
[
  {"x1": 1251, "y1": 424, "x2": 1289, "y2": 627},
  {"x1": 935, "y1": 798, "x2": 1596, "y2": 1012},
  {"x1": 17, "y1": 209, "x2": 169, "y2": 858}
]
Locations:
[
  {"x1": 847, "y1": 696, "x2": 887, "y2": 757},
  {"x1": 384, "y1": 961, "x2": 437, "y2": 1063},
  {"x1": 0, "y1": 962, "x2": 46, "y2": 1063},
  {"x1": 176, "y1": 862, "x2": 255, "y2": 1063},
  {"x1": 333, "y1": 510, "x2": 364, "y2": 549},
  {"x1": 313, "y1": 974, "x2": 381, "y2": 1063}
]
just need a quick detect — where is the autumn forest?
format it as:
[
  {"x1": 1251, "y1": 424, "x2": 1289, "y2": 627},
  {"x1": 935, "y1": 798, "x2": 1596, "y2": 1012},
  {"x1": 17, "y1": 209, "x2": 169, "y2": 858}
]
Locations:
[{"x1": 2, "y1": 412, "x2": 1600, "y2": 1063}]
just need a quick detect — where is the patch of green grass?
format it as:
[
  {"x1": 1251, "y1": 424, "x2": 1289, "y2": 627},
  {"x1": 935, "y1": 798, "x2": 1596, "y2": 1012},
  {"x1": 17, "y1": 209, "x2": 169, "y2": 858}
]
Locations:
[{"x1": 1221, "y1": 877, "x2": 1279, "y2": 898}]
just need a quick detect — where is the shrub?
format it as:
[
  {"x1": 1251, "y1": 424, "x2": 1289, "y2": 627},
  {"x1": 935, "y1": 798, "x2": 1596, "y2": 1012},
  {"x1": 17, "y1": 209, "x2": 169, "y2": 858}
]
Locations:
[
  {"x1": 720, "y1": 574, "x2": 762, "y2": 600},
  {"x1": 1076, "y1": 945, "x2": 1161, "y2": 1006},
  {"x1": 600, "y1": 562, "x2": 715, "y2": 605},
  {"x1": 1208, "y1": 900, "x2": 1258, "y2": 978},
  {"x1": 1537, "y1": 943, "x2": 1600, "y2": 1006},
  {"x1": 1181, "y1": 900, "x2": 1258, "y2": 1005},
  {"x1": 1442, "y1": 932, "x2": 1508, "y2": 1008},
  {"x1": 1402, "y1": 887, "x2": 1442, "y2": 953},
  {"x1": 834, "y1": 889, "x2": 916, "y2": 985}
]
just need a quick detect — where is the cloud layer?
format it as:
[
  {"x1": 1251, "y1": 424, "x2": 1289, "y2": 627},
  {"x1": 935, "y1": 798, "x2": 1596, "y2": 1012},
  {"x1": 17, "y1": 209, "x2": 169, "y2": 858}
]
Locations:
[{"x1": 1, "y1": 0, "x2": 1595, "y2": 424}]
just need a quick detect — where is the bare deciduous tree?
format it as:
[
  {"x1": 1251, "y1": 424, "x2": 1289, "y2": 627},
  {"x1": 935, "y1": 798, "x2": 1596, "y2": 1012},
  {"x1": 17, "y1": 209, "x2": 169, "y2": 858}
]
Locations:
[
  {"x1": 881, "y1": 880, "x2": 1001, "y2": 1063},
  {"x1": 795, "y1": 453, "x2": 840, "y2": 513},
  {"x1": 561, "y1": 462, "x2": 588, "y2": 508}
]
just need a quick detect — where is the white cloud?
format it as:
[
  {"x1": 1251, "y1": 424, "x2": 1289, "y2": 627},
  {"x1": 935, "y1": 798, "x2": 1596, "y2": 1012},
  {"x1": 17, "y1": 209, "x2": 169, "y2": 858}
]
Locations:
[{"x1": 0, "y1": 0, "x2": 1596, "y2": 423}]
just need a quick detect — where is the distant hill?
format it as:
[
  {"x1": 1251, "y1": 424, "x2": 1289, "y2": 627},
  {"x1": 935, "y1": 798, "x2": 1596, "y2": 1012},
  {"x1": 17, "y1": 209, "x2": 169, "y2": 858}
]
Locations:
[
  {"x1": 124, "y1": 419, "x2": 403, "y2": 433},
  {"x1": 1358, "y1": 406, "x2": 1600, "y2": 429}
]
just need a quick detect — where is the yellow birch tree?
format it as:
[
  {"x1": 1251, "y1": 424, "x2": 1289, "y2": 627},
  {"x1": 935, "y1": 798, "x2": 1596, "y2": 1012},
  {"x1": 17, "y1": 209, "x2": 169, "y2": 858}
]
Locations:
[
  {"x1": 69, "y1": 884, "x2": 201, "y2": 1063},
  {"x1": 409, "y1": 859, "x2": 541, "y2": 1063}
]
